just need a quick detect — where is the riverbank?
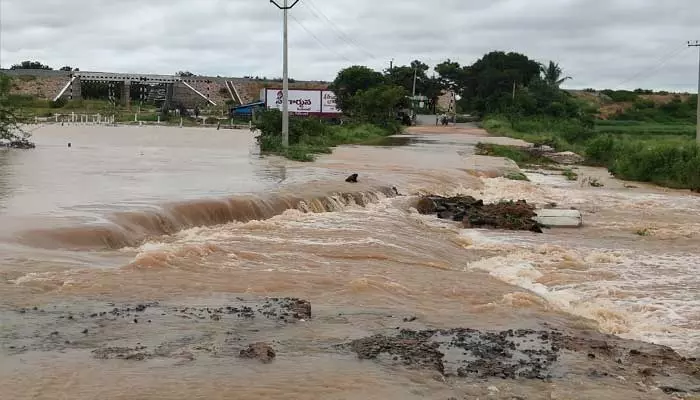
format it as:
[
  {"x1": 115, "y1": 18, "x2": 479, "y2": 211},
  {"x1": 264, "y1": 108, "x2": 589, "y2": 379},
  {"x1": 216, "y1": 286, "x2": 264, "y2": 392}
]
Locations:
[
  {"x1": 1, "y1": 124, "x2": 699, "y2": 399},
  {"x1": 481, "y1": 116, "x2": 700, "y2": 191}
]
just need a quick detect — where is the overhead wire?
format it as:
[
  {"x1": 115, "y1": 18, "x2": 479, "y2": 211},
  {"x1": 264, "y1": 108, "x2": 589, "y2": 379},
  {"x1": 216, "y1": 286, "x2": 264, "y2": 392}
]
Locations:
[
  {"x1": 614, "y1": 43, "x2": 689, "y2": 89},
  {"x1": 302, "y1": 0, "x2": 378, "y2": 60},
  {"x1": 289, "y1": 14, "x2": 352, "y2": 62}
]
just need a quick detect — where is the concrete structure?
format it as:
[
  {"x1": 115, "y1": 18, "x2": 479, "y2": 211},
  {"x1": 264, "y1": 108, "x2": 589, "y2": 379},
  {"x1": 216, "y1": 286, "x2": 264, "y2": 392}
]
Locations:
[
  {"x1": 2, "y1": 69, "x2": 330, "y2": 109},
  {"x1": 534, "y1": 209, "x2": 583, "y2": 228}
]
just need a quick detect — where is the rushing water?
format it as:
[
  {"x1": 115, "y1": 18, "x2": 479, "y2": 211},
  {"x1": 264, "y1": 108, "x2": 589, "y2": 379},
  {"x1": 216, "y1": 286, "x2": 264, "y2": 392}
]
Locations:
[{"x1": 1, "y1": 124, "x2": 698, "y2": 399}]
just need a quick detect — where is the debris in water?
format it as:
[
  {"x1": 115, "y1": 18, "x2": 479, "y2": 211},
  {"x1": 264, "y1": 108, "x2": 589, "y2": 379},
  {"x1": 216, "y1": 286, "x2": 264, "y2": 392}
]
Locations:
[
  {"x1": 345, "y1": 173, "x2": 358, "y2": 183},
  {"x1": 416, "y1": 196, "x2": 544, "y2": 233}
]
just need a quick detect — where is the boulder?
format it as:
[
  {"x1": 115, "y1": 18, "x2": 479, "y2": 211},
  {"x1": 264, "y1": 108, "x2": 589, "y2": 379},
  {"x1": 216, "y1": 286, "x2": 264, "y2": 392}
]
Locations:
[
  {"x1": 239, "y1": 342, "x2": 276, "y2": 363},
  {"x1": 545, "y1": 151, "x2": 584, "y2": 165}
]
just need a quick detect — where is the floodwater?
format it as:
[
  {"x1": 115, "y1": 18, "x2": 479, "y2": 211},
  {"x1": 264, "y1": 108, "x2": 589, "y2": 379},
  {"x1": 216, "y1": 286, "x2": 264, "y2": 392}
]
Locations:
[{"x1": 1, "y1": 124, "x2": 698, "y2": 399}]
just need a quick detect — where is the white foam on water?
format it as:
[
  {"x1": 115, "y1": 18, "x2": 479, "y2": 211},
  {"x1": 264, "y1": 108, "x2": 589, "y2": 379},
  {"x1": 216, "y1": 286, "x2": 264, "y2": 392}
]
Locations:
[{"x1": 463, "y1": 227, "x2": 700, "y2": 355}]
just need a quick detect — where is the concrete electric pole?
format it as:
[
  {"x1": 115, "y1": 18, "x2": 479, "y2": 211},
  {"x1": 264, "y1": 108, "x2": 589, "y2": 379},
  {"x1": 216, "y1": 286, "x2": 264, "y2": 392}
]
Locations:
[
  {"x1": 689, "y1": 40, "x2": 700, "y2": 143},
  {"x1": 270, "y1": 0, "x2": 300, "y2": 148}
]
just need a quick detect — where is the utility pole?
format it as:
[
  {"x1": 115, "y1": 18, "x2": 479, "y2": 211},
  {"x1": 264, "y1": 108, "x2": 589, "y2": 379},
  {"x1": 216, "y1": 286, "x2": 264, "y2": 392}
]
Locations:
[
  {"x1": 390, "y1": 59, "x2": 394, "y2": 70},
  {"x1": 412, "y1": 67, "x2": 417, "y2": 97},
  {"x1": 270, "y1": 0, "x2": 300, "y2": 148},
  {"x1": 689, "y1": 40, "x2": 700, "y2": 143}
]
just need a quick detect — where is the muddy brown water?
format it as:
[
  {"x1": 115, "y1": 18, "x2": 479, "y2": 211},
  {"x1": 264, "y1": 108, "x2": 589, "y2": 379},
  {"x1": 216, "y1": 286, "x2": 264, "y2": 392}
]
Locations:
[{"x1": 1, "y1": 124, "x2": 699, "y2": 399}]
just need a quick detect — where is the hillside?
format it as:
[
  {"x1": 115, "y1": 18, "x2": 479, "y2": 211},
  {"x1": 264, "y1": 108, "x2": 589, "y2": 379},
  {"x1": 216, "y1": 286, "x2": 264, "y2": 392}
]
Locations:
[{"x1": 568, "y1": 89, "x2": 694, "y2": 119}]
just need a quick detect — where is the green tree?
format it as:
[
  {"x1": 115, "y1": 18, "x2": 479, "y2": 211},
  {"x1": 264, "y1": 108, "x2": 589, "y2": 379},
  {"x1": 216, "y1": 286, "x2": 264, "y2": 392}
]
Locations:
[
  {"x1": 435, "y1": 59, "x2": 466, "y2": 94},
  {"x1": 540, "y1": 61, "x2": 571, "y2": 88},
  {"x1": 0, "y1": 74, "x2": 31, "y2": 145},
  {"x1": 10, "y1": 61, "x2": 52, "y2": 70},
  {"x1": 385, "y1": 60, "x2": 445, "y2": 112},
  {"x1": 346, "y1": 85, "x2": 409, "y2": 127},
  {"x1": 328, "y1": 65, "x2": 385, "y2": 112}
]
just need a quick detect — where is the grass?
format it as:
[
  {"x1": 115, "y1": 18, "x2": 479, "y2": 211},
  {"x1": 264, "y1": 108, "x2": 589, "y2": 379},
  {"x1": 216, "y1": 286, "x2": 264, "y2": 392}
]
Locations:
[
  {"x1": 595, "y1": 120, "x2": 696, "y2": 138},
  {"x1": 504, "y1": 172, "x2": 529, "y2": 181},
  {"x1": 562, "y1": 169, "x2": 578, "y2": 181},
  {"x1": 258, "y1": 122, "x2": 398, "y2": 162},
  {"x1": 635, "y1": 227, "x2": 652, "y2": 236},
  {"x1": 482, "y1": 115, "x2": 700, "y2": 191},
  {"x1": 475, "y1": 142, "x2": 553, "y2": 167}
]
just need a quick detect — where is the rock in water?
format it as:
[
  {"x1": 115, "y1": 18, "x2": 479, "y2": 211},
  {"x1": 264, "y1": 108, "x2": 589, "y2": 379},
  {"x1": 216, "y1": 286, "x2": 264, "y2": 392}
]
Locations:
[
  {"x1": 545, "y1": 151, "x2": 584, "y2": 165},
  {"x1": 417, "y1": 195, "x2": 545, "y2": 233},
  {"x1": 416, "y1": 197, "x2": 437, "y2": 214},
  {"x1": 239, "y1": 342, "x2": 276, "y2": 363},
  {"x1": 345, "y1": 173, "x2": 358, "y2": 183}
]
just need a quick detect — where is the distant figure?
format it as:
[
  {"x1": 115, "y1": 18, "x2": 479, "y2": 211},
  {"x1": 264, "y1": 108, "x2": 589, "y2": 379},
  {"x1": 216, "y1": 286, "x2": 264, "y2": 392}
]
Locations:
[
  {"x1": 345, "y1": 173, "x2": 358, "y2": 183},
  {"x1": 67, "y1": 142, "x2": 71, "y2": 148}
]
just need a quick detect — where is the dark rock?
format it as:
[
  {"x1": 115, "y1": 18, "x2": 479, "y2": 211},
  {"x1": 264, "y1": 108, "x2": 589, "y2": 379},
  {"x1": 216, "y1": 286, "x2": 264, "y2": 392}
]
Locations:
[
  {"x1": 239, "y1": 342, "x2": 276, "y2": 363},
  {"x1": 659, "y1": 386, "x2": 687, "y2": 394},
  {"x1": 416, "y1": 197, "x2": 437, "y2": 214},
  {"x1": 403, "y1": 316, "x2": 417, "y2": 322},
  {"x1": 416, "y1": 195, "x2": 544, "y2": 233},
  {"x1": 5, "y1": 139, "x2": 36, "y2": 149},
  {"x1": 347, "y1": 328, "x2": 560, "y2": 379},
  {"x1": 92, "y1": 346, "x2": 150, "y2": 360},
  {"x1": 345, "y1": 173, "x2": 358, "y2": 183}
]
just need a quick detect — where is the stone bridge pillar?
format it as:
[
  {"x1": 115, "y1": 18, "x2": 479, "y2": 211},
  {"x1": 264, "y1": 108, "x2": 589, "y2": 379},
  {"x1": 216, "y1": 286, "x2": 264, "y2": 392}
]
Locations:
[
  {"x1": 122, "y1": 81, "x2": 131, "y2": 108},
  {"x1": 70, "y1": 77, "x2": 82, "y2": 100},
  {"x1": 163, "y1": 83, "x2": 174, "y2": 110}
]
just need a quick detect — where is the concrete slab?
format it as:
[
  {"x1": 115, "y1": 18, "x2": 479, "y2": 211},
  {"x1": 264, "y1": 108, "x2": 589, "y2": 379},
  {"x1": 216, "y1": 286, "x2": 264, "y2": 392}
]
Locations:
[{"x1": 534, "y1": 209, "x2": 583, "y2": 228}]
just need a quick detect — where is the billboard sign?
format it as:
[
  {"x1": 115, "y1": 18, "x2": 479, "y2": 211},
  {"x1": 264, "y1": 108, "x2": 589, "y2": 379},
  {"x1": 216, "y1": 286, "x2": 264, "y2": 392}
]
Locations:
[
  {"x1": 261, "y1": 88, "x2": 341, "y2": 115},
  {"x1": 321, "y1": 91, "x2": 340, "y2": 114},
  {"x1": 264, "y1": 89, "x2": 320, "y2": 114}
]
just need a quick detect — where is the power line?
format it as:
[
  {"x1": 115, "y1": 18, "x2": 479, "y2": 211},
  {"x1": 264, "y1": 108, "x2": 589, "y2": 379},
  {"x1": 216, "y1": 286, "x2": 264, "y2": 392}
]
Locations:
[
  {"x1": 614, "y1": 44, "x2": 688, "y2": 89},
  {"x1": 302, "y1": 0, "x2": 377, "y2": 60},
  {"x1": 289, "y1": 15, "x2": 352, "y2": 62}
]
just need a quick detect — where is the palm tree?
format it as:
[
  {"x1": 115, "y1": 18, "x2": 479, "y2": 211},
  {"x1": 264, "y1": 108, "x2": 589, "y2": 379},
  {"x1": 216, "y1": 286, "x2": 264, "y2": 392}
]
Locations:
[{"x1": 540, "y1": 61, "x2": 572, "y2": 88}]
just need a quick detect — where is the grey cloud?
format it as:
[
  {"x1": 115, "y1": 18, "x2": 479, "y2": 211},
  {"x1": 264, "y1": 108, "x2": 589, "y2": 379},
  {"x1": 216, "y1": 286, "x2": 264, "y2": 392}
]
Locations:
[{"x1": 0, "y1": 0, "x2": 698, "y2": 91}]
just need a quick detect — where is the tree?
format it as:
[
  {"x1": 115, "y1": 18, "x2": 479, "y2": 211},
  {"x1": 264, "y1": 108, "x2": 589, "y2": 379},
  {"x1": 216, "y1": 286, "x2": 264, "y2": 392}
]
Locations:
[
  {"x1": 10, "y1": 61, "x2": 52, "y2": 70},
  {"x1": 540, "y1": 61, "x2": 571, "y2": 88},
  {"x1": 346, "y1": 85, "x2": 409, "y2": 126},
  {"x1": 176, "y1": 71, "x2": 195, "y2": 77},
  {"x1": 0, "y1": 74, "x2": 32, "y2": 146},
  {"x1": 59, "y1": 66, "x2": 75, "y2": 72},
  {"x1": 328, "y1": 65, "x2": 385, "y2": 112},
  {"x1": 440, "y1": 51, "x2": 541, "y2": 116},
  {"x1": 435, "y1": 59, "x2": 466, "y2": 94}
]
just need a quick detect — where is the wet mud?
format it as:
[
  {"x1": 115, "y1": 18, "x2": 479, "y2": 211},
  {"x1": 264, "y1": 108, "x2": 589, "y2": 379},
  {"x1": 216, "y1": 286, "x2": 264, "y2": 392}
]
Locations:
[{"x1": 2, "y1": 298, "x2": 698, "y2": 398}]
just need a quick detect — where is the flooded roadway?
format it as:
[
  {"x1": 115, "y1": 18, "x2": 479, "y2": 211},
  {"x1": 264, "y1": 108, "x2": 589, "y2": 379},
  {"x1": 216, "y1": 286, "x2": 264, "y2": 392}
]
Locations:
[{"x1": 0, "y1": 124, "x2": 698, "y2": 399}]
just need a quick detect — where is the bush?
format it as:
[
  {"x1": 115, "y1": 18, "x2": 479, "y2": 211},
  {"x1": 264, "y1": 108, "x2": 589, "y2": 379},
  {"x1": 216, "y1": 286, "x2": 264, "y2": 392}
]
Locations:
[
  {"x1": 253, "y1": 109, "x2": 399, "y2": 161},
  {"x1": 50, "y1": 98, "x2": 68, "y2": 108}
]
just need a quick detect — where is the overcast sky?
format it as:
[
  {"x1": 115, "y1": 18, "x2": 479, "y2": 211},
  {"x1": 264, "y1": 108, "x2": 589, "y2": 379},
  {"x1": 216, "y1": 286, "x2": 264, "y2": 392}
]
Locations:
[{"x1": 1, "y1": 0, "x2": 698, "y2": 91}]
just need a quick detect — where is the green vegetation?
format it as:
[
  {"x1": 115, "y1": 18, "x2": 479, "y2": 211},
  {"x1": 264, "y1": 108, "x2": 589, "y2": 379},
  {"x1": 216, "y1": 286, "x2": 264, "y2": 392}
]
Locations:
[
  {"x1": 609, "y1": 95, "x2": 697, "y2": 124},
  {"x1": 595, "y1": 120, "x2": 696, "y2": 138},
  {"x1": 0, "y1": 74, "x2": 31, "y2": 143},
  {"x1": 484, "y1": 115, "x2": 699, "y2": 190},
  {"x1": 504, "y1": 171, "x2": 529, "y2": 181},
  {"x1": 256, "y1": 64, "x2": 410, "y2": 161},
  {"x1": 254, "y1": 109, "x2": 397, "y2": 161},
  {"x1": 474, "y1": 143, "x2": 552, "y2": 167},
  {"x1": 562, "y1": 169, "x2": 578, "y2": 181},
  {"x1": 441, "y1": 50, "x2": 699, "y2": 191}
]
